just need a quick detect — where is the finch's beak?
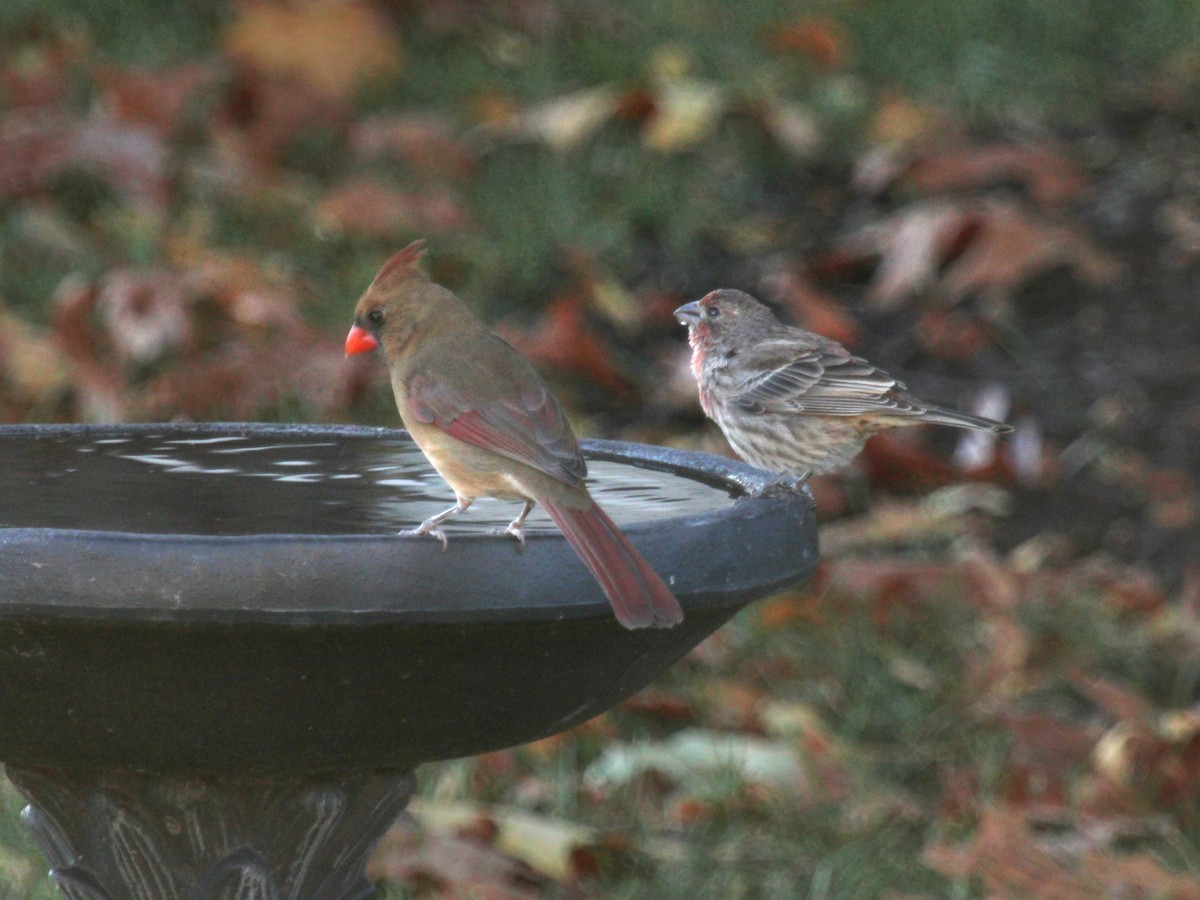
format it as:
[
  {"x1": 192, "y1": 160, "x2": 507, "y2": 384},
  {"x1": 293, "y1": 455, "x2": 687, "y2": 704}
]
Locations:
[
  {"x1": 345, "y1": 323, "x2": 379, "y2": 357},
  {"x1": 674, "y1": 301, "x2": 702, "y2": 328}
]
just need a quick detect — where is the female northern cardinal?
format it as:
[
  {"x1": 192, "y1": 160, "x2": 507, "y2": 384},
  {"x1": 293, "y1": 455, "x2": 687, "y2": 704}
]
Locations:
[
  {"x1": 675, "y1": 289, "x2": 1011, "y2": 478},
  {"x1": 346, "y1": 241, "x2": 682, "y2": 630}
]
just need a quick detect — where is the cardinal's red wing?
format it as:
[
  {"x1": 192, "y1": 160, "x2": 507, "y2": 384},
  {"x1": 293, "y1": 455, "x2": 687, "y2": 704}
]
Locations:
[{"x1": 407, "y1": 370, "x2": 586, "y2": 487}]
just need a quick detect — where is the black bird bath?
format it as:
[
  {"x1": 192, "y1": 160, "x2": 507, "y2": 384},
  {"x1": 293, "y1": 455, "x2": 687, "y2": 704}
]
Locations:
[{"x1": 0, "y1": 423, "x2": 817, "y2": 899}]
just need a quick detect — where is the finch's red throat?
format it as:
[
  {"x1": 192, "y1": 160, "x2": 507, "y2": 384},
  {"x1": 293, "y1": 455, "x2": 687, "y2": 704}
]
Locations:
[{"x1": 345, "y1": 324, "x2": 379, "y2": 356}]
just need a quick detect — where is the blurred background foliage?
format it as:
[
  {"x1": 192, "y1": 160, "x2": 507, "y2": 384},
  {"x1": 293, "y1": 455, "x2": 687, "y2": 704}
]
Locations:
[{"x1": 2, "y1": 0, "x2": 1199, "y2": 897}]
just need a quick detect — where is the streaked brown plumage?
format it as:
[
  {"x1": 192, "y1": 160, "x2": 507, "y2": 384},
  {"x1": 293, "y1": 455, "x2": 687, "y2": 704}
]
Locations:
[
  {"x1": 675, "y1": 289, "x2": 1011, "y2": 478},
  {"x1": 346, "y1": 241, "x2": 683, "y2": 630}
]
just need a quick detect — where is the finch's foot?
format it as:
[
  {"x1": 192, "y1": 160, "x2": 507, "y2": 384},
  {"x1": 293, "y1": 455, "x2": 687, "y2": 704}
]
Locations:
[{"x1": 749, "y1": 473, "x2": 810, "y2": 498}]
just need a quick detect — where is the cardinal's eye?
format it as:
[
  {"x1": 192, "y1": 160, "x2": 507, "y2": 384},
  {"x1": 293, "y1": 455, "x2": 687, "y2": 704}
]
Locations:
[
  {"x1": 705, "y1": 306, "x2": 720, "y2": 318},
  {"x1": 367, "y1": 309, "x2": 384, "y2": 326}
]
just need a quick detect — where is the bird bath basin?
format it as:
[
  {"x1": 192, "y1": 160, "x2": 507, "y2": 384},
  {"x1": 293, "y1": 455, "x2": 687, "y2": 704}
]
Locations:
[{"x1": 0, "y1": 422, "x2": 817, "y2": 899}]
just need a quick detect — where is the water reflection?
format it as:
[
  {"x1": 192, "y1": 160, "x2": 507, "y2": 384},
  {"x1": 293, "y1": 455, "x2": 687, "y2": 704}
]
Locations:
[{"x1": 0, "y1": 431, "x2": 734, "y2": 536}]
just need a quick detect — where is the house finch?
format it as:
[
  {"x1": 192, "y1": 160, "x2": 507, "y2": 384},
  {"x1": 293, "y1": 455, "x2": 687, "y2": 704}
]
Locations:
[
  {"x1": 345, "y1": 241, "x2": 683, "y2": 630},
  {"x1": 675, "y1": 289, "x2": 1011, "y2": 479}
]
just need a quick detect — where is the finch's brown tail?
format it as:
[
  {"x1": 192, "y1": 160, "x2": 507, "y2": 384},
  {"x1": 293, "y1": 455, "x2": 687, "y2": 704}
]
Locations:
[
  {"x1": 921, "y1": 406, "x2": 1013, "y2": 433},
  {"x1": 541, "y1": 497, "x2": 684, "y2": 630}
]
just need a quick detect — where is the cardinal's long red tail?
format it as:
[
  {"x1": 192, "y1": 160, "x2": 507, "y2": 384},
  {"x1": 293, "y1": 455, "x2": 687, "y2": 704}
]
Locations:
[{"x1": 540, "y1": 497, "x2": 683, "y2": 629}]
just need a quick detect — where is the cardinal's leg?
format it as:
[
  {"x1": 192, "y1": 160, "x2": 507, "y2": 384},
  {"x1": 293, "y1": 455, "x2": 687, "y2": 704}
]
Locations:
[
  {"x1": 403, "y1": 495, "x2": 473, "y2": 550},
  {"x1": 496, "y1": 499, "x2": 535, "y2": 552}
]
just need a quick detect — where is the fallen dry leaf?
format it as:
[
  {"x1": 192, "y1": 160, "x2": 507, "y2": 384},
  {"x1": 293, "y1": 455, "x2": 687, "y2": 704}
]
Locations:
[
  {"x1": 224, "y1": 0, "x2": 403, "y2": 100},
  {"x1": 403, "y1": 798, "x2": 622, "y2": 883},
  {"x1": 213, "y1": 66, "x2": 351, "y2": 167},
  {"x1": 490, "y1": 85, "x2": 621, "y2": 152},
  {"x1": 924, "y1": 805, "x2": 1106, "y2": 898},
  {"x1": 828, "y1": 198, "x2": 1123, "y2": 309},
  {"x1": 765, "y1": 17, "x2": 848, "y2": 71},
  {"x1": 643, "y1": 77, "x2": 724, "y2": 153},
  {"x1": 368, "y1": 816, "x2": 550, "y2": 900},
  {"x1": 181, "y1": 252, "x2": 305, "y2": 332},
  {"x1": 0, "y1": 110, "x2": 74, "y2": 200},
  {"x1": 819, "y1": 483, "x2": 1009, "y2": 555},
  {"x1": 96, "y1": 63, "x2": 217, "y2": 139},
  {"x1": 903, "y1": 140, "x2": 1090, "y2": 207},
  {"x1": 842, "y1": 200, "x2": 976, "y2": 309},
  {"x1": 96, "y1": 269, "x2": 193, "y2": 364},
  {"x1": 0, "y1": 38, "x2": 77, "y2": 111},
  {"x1": 349, "y1": 111, "x2": 475, "y2": 179},
  {"x1": 940, "y1": 199, "x2": 1123, "y2": 300},
  {"x1": 314, "y1": 178, "x2": 468, "y2": 238},
  {"x1": 757, "y1": 100, "x2": 821, "y2": 157},
  {"x1": 497, "y1": 294, "x2": 634, "y2": 396},
  {"x1": 761, "y1": 264, "x2": 861, "y2": 346},
  {"x1": 69, "y1": 112, "x2": 173, "y2": 208},
  {"x1": 913, "y1": 307, "x2": 994, "y2": 362}
]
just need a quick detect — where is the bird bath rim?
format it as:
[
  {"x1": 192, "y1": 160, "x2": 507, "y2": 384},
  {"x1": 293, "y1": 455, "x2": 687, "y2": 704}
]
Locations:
[{"x1": 0, "y1": 422, "x2": 814, "y2": 626}]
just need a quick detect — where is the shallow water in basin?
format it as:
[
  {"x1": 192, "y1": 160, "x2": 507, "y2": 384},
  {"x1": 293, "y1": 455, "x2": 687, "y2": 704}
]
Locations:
[{"x1": 0, "y1": 430, "x2": 736, "y2": 536}]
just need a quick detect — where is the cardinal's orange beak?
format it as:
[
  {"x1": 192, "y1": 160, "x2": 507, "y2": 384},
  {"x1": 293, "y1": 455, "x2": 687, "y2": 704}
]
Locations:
[{"x1": 345, "y1": 324, "x2": 379, "y2": 357}]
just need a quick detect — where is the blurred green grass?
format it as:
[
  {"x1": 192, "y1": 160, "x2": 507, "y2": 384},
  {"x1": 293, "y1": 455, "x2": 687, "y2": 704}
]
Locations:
[{"x1": 4, "y1": 0, "x2": 1198, "y2": 319}]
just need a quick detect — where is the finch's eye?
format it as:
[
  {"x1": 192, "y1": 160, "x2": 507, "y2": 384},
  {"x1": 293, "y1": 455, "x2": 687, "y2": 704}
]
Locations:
[
  {"x1": 367, "y1": 309, "x2": 384, "y2": 326},
  {"x1": 705, "y1": 306, "x2": 720, "y2": 318}
]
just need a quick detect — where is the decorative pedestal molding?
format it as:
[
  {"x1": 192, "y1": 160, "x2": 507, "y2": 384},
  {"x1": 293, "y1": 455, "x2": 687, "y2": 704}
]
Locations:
[{"x1": 6, "y1": 766, "x2": 416, "y2": 900}]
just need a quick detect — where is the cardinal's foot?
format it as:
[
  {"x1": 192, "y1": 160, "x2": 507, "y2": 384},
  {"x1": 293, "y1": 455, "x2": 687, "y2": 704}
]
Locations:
[
  {"x1": 401, "y1": 523, "x2": 450, "y2": 550},
  {"x1": 489, "y1": 522, "x2": 527, "y2": 553}
]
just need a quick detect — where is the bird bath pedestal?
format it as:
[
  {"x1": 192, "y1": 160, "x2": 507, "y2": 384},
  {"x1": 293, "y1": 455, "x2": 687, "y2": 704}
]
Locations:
[{"x1": 0, "y1": 423, "x2": 817, "y2": 899}]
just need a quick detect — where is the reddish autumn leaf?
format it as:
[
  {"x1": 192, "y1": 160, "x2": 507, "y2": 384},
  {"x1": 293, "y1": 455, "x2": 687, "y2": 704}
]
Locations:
[
  {"x1": 924, "y1": 805, "x2": 1103, "y2": 898},
  {"x1": 620, "y1": 689, "x2": 694, "y2": 721},
  {"x1": 1083, "y1": 852, "x2": 1200, "y2": 900},
  {"x1": 367, "y1": 822, "x2": 550, "y2": 900},
  {"x1": 497, "y1": 295, "x2": 634, "y2": 396},
  {"x1": 1, "y1": 39, "x2": 76, "y2": 110},
  {"x1": 314, "y1": 178, "x2": 468, "y2": 238},
  {"x1": 213, "y1": 67, "x2": 350, "y2": 167},
  {"x1": 702, "y1": 680, "x2": 768, "y2": 733},
  {"x1": 1091, "y1": 711, "x2": 1200, "y2": 812},
  {"x1": 755, "y1": 591, "x2": 825, "y2": 628},
  {"x1": 183, "y1": 253, "x2": 306, "y2": 333},
  {"x1": 96, "y1": 63, "x2": 217, "y2": 139},
  {"x1": 941, "y1": 200, "x2": 1123, "y2": 300},
  {"x1": 765, "y1": 17, "x2": 848, "y2": 71},
  {"x1": 996, "y1": 711, "x2": 1100, "y2": 809},
  {"x1": 859, "y1": 430, "x2": 961, "y2": 489},
  {"x1": 816, "y1": 557, "x2": 963, "y2": 606},
  {"x1": 829, "y1": 200, "x2": 976, "y2": 310},
  {"x1": 48, "y1": 276, "x2": 128, "y2": 421},
  {"x1": 0, "y1": 111, "x2": 73, "y2": 200},
  {"x1": 137, "y1": 337, "x2": 359, "y2": 421},
  {"x1": 349, "y1": 112, "x2": 476, "y2": 180},
  {"x1": 827, "y1": 198, "x2": 1122, "y2": 309},
  {"x1": 903, "y1": 140, "x2": 1090, "y2": 206},
  {"x1": 914, "y1": 308, "x2": 994, "y2": 362},
  {"x1": 761, "y1": 265, "x2": 860, "y2": 346},
  {"x1": 1059, "y1": 557, "x2": 1168, "y2": 616},
  {"x1": 0, "y1": 108, "x2": 169, "y2": 207}
]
